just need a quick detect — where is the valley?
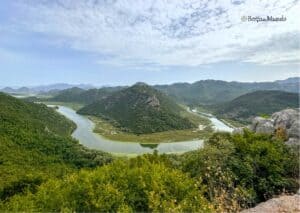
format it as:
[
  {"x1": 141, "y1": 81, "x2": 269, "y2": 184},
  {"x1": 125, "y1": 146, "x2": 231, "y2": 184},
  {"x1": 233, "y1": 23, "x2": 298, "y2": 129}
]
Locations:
[{"x1": 0, "y1": 78, "x2": 299, "y2": 212}]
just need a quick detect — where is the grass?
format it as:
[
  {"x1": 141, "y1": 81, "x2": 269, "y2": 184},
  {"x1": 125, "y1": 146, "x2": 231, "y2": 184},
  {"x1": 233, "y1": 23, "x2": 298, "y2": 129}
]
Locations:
[{"x1": 90, "y1": 115, "x2": 213, "y2": 143}]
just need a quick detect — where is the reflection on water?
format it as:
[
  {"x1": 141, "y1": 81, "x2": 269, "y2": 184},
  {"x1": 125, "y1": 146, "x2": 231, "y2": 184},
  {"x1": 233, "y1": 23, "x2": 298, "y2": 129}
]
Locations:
[
  {"x1": 52, "y1": 105, "x2": 204, "y2": 155},
  {"x1": 139, "y1": 143, "x2": 159, "y2": 149}
]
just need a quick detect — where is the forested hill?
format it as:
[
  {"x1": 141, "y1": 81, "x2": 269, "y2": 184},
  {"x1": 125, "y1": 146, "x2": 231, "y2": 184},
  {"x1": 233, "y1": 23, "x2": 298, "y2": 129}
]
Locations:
[
  {"x1": 49, "y1": 86, "x2": 125, "y2": 104},
  {"x1": 155, "y1": 77, "x2": 300, "y2": 105},
  {"x1": 78, "y1": 83, "x2": 195, "y2": 134},
  {"x1": 212, "y1": 90, "x2": 299, "y2": 123},
  {"x1": 0, "y1": 93, "x2": 112, "y2": 201}
]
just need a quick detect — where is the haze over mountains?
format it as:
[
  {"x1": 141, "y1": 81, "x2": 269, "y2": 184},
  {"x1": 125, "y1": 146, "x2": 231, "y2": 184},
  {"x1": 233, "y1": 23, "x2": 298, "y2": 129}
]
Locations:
[
  {"x1": 0, "y1": 83, "x2": 94, "y2": 94},
  {"x1": 1, "y1": 78, "x2": 299, "y2": 98}
]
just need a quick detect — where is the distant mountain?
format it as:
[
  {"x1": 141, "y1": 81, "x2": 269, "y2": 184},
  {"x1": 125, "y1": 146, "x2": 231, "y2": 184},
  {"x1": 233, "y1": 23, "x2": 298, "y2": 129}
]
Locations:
[
  {"x1": 32, "y1": 83, "x2": 94, "y2": 92},
  {"x1": 1, "y1": 87, "x2": 16, "y2": 93},
  {"x1": 276, "y1": 77, "x2": 300, "y2": 84},
  {"x1": 155, "y1": 78, "x2": 300, "y2": 105},
  {"x1": 212, "y1": 90, "x2": 299, "y2": 123},
  {"x1": 49, "y1": 86, "x2": 125, "y2": 104},
  {"x1": 0, "y1": 83, "x2": 95, "y2": 94},
  {"x1": 78, "y1": 83, "x2": 195, "y2": 134}
]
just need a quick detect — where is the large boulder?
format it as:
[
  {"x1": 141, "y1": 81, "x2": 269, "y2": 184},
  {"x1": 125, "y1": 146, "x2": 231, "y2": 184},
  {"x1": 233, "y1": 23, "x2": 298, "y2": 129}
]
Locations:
[
  {"x1": 248, "y1": 108, "x2": 299, "y2": 146},
  {"x1": 241, "y1": 195, "x2": 300, "y2": 213},
  {"x1": 271, "y1": 109, "x2": 299, "y2": 130},
  {"x1": 288, "y1": 120, "x2": 300, "y2": 139},
  {"x1": 250, "y1": 117, "x2": 275, "y2": 134}
]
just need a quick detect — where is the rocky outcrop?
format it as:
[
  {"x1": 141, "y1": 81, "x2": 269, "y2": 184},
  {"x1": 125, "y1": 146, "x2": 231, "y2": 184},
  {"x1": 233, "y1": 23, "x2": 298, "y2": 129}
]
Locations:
[
  {"x1": 241, "y1": 194, "x2": 300, "y2": 213},
  {"x1": 235, "y1": 108, "x2": 299, "y2": 146}
]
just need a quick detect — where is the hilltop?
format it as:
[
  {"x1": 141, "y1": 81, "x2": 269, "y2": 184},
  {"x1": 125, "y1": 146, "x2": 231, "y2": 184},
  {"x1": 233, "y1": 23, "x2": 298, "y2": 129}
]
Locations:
[
  {"x1": 213, "y1": 90, "x2": 299, "y2": 123},
  {"x1": 78, "y1": 83, "x2": 195, "y2": 134},
  {"x1": 49, "y1": 86, "x2": 124, "y2": 104}
]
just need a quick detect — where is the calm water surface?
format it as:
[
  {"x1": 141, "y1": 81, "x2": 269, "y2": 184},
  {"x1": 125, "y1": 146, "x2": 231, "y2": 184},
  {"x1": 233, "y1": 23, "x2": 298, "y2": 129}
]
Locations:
[{"x1": 55, "y1": 106, "x2": 204, "y2": 155}]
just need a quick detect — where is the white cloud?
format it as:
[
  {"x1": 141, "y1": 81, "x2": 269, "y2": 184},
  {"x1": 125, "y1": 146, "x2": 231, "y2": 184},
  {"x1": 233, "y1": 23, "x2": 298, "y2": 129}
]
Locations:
[{"x1": 9, "y1": 0, "x2": 300, "y2": 68}]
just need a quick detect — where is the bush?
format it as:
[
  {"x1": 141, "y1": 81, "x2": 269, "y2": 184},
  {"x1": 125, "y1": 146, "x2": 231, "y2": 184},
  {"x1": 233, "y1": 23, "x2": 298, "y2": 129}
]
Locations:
[
  {"x1": 181, "y1": 131, "x2": 299, "y2": 210},
  {"x1": 2, "y1": 157, "x2": 212, "y2": 212}
]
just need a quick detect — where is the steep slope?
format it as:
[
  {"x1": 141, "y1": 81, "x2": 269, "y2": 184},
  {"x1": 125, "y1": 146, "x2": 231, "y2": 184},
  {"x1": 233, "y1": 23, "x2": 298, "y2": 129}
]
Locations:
[
  {"x1": 49, "y1": 86, "x2": 124, "y2": 104},
  {"x1": 78, "y1": 83, "x2": 195, "y2": 134},
  {"x1": 155, "y1": 78, "x2": 300, "y2": 105},
  {"x1": 213, "y1": 90, "x2": 299, "y2": 123},
  {"x1": 0, "y1": 93, "x2": 112, "y2": 200}
]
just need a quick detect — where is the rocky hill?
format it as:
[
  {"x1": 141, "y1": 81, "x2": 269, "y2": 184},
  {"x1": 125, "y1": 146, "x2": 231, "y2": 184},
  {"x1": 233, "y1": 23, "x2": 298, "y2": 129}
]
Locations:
[{"x1": 78, "y1": 83, "x2": 195, "y2": 134}]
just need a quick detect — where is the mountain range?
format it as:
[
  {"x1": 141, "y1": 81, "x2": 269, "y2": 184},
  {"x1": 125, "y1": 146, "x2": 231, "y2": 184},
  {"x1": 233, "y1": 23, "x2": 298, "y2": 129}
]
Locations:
[
  {"x1": 155, "y1": 77, "x2": 299, "y2": 105},
  {"x1": 0, "y1": 83, "x2": 94, "y2": 94}
]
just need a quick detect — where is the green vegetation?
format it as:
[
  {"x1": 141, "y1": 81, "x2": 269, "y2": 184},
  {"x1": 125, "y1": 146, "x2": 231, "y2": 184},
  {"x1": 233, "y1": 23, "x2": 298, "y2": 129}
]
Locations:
[
  {"x1": 78, "y1": 83, "x2": 196, "y2": 134},
  {"x1": 1, "y1": 130, "x2": 298, "y2": 212},
  {"x1": 91, "y1": 116, "x2": 212, "y2": 143},
  {"x1": 1, "y1": 156, "x2": 212, "y2": 212},
  {"x1": 0, "y1": 91, "x2": 299, "y2": 212},
  {"x1": 155, "y1": 79, "x2": 299, "y2": 105},
  {"x1": 181, "y1": 131, "x2": 299, "y2": 210},
  {"x1": 212, "y1": 90, "x2": 299, "y2": 124},
  {"x1": 0, "y1": 93, "x2": 112, "y2": 202}
]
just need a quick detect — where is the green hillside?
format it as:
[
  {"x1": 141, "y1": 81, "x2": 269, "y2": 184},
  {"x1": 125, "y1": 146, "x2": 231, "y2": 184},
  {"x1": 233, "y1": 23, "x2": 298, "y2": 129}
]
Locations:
[
  {"x1": 49, "y1": 86, "x2": 124, "y2": 104},
  {"x1": 78, "y1": 83, "x2": 195, "y2": 134},
  {"x1": 0, "y1": 93, "x2": 112, "y2": 201},
  {"x1": 155, "y1": 78, "x2": 300, "y2": 105},
  {"x1": 213, "y1": 90, "x2": 299, "y2": 123}
]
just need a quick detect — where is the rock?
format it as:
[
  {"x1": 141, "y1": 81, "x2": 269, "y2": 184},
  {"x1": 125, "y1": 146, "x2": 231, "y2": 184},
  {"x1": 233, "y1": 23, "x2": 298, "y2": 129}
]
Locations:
[
  {"x1": 271, "y1": 109, "x2": 299, "y2": 130},
  {"x1": 233, "y1": 127, "x2": 244, "y2": 134},
  {"x1": 285, "y1": 138, "x2": 300, "y2": 146},
  {"x1": 248, "y1": 109, "x2": 299, "y2": 145},
  {"x1": 146, "y1": 95, "x2": 160, "y2": 107},
  {"x1": 241, "y1": 194, "x2": 300, "y2": 213},
  {"x1": 287, "y1": 120, "x2": 300, "y2": 139},
  {"x1": 251, "y1": 117, "x2": 275, "y2": 134}
]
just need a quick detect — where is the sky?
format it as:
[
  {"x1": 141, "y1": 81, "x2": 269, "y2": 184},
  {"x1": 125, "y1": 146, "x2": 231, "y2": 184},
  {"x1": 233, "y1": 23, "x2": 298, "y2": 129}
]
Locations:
[{"x1": 0, "y1": 0, "x2": 299, "y2": 87}]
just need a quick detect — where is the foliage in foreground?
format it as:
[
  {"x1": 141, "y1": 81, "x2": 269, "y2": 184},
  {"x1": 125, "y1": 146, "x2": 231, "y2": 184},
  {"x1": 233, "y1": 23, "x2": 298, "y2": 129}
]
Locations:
[
  {"x1": 1, "y1": 157, "x2": 212, "y2": 212},
  {"x1": 181, "y1": 130, "x2": 299, "y2": 211},
  {"x1": 1, "y1": 131, "x2": 298, "y2": 212}
]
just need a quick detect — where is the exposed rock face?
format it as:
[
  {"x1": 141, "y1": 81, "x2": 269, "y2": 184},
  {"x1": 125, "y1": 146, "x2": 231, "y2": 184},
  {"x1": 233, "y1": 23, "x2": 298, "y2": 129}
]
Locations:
[
  {"x1": 240, "y1": 109, "x2": 299, "y2": 146},
  {"x1": 146, "y1": 95, "x2": 160, "y2": 107},
  {"x1": 272, "y1": 109, "x2": 298, "y2": 130},
  {"x1": 250, "y1": 117, "x2": 275, "y2": 134},
  {"x1": 241, "y1": 195, "x2": 300, "y2": 213}
]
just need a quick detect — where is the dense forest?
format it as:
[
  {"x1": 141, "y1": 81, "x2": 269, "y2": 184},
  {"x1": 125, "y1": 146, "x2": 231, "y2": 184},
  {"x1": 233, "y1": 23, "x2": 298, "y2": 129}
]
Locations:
[{"x1": 0, "y1": 93, "x2": 112, "y2": 203}]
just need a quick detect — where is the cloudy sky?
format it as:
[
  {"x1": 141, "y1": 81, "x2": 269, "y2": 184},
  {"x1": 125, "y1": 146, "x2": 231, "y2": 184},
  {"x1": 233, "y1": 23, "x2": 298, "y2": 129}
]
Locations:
[{"x1": 0, "y1": 0, "x2": 299, "y2": 86}]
